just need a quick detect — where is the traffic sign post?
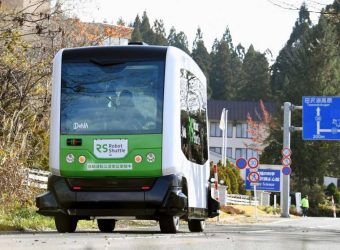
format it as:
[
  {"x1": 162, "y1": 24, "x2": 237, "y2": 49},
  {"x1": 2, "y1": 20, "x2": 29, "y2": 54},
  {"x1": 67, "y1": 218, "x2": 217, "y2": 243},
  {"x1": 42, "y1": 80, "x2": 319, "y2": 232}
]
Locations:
[
  {"x1": 281, "y1": 102, "x2": 292, "y2": 218},
  {"x1": 280, "y1": 102, "x2": 303, "y2": 218}
]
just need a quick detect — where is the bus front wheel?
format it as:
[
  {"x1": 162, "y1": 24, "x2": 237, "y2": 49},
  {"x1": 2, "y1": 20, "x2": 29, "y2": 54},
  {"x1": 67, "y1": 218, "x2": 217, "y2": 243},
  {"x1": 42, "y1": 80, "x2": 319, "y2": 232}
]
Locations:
[
  {"x1": 159, "y1": 215, "x2": 179, "y2": 233},
  {"x1": 97, "y1": 219, "x2": 116, "y2": 232},
  {"x1": 55, "y1": 214, "x2": 78, "y2": 233},
  {"x1": 188, "y1": 219, "x2": 205, "y2": 232}
]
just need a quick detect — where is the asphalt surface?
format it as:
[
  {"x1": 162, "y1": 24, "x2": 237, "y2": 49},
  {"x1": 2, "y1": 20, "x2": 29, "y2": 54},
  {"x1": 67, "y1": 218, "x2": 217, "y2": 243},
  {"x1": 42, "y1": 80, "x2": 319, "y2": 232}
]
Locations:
[{"x1": 1, "y1": 217, "x2": 340, "y2": 250}]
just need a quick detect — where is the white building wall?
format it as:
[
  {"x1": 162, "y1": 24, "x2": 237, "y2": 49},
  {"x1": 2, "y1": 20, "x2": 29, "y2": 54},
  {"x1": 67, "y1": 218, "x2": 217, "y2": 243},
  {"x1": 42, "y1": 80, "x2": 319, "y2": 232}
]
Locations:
[
  {"x1": 209, "y1": 119, "x2": 268, "y2": 164},
  {"x1": 324, "y1": 176, "x2": 338, "y2": 187}
]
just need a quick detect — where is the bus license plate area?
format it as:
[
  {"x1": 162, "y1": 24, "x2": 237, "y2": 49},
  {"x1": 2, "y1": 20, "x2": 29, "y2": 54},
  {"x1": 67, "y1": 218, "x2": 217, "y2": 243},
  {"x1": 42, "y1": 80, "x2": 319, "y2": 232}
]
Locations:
[
  {"x1": 93, "y1": 139, "x2": 128, "y2": 159},
  {"x1": 86, "y1": 163, "x2": 132, "y2": 170}
]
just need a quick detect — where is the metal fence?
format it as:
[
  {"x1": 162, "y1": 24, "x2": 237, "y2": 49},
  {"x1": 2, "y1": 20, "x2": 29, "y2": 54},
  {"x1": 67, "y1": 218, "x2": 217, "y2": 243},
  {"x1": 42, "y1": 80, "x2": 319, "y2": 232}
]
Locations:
[
  {"x1": 25, "y1": 168, "x2": 49, "y2": 190},
  {"x1": 225, "y1": 194, "x2": 259, "y2": 206}
]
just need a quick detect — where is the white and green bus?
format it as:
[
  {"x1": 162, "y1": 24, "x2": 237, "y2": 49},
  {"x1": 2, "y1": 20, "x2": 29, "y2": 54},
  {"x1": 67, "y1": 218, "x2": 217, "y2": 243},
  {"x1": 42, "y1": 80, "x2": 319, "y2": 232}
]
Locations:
[{"x1": 36, "y1": 44, "x2": 219, "y2": 233}]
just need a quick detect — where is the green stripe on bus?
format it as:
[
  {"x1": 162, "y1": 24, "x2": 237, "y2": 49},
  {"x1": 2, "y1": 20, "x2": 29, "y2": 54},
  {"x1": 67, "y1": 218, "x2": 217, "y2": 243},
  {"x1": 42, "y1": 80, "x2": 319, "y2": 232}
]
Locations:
[{"x1": 59, "y1": 134, "x2": 162, "y2": 177}]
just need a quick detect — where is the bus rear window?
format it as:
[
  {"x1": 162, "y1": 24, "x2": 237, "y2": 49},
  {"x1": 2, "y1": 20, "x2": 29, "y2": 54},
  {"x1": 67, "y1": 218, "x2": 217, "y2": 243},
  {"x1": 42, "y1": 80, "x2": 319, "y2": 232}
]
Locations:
[{"x1": 60, "y1": 60, "x2": 164, "y2": 135}]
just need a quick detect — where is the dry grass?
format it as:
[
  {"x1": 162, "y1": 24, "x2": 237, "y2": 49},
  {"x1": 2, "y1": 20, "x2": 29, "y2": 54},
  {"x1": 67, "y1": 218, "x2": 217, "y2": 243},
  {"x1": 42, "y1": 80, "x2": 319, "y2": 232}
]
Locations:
[{"x1": 208, "y1": 205, "x2": 282, "y2": 224}]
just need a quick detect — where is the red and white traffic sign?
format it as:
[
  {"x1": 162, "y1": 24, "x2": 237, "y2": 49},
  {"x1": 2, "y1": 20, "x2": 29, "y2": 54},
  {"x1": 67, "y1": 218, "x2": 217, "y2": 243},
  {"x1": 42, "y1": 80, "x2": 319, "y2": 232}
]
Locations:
[
  {"x1": 248, "y1": 157, "x2": 259, "y2": 169},
  {"x1": 247, "y1": 171, "x2": 260, "y2": 183},
  {"x1": 281, "y1": 157, "x2": 292, "y2": 166},
  {"x1": 281, "y1": 148, "x2": 292, "y2": 157}
]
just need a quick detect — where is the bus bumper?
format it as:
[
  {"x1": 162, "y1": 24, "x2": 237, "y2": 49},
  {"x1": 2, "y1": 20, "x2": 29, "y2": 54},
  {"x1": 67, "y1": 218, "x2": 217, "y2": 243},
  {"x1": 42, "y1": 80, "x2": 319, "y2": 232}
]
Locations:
[{"x1": 36, "y1": 174, "x2": 187, "y2": 219}]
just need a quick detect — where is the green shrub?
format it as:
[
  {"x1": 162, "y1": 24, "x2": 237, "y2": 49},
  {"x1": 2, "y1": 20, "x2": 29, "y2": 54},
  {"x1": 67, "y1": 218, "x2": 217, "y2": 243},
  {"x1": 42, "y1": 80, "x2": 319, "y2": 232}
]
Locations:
[
  {"x1": 326, "y1": 183, "x2": 337, "y2": 196},
  {"x1": 334, "y1": 192, "x2": 340, "y2": 204},
  {"x1": 289, "y1": 205, "x2": 300, "y2": 216},
  {"x1": 308, "y1": 203, "x2": 340, "y2": 217},
  {"x1": 259, "y1": 205, "x2": 280, "y2": 214}
]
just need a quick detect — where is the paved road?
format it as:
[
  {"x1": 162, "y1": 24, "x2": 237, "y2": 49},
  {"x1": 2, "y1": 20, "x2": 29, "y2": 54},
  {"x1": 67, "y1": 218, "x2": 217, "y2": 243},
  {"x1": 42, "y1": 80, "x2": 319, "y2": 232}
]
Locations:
[{"x1": 1, "y1": 217, "x2": 340, "y2": 250}]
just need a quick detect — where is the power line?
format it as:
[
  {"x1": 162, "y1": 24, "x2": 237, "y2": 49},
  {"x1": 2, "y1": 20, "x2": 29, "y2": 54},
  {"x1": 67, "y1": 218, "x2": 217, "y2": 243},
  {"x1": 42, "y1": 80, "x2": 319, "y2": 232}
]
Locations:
[{"x1": 266, "y1": 0, "x2": 336, "y2": 14}]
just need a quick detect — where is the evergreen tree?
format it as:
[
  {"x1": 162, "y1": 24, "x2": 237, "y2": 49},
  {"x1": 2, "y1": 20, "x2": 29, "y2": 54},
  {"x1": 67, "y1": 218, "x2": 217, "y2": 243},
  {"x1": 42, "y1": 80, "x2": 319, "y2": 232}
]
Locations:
[
  {"x1": 191, "y1": 27, "x2": 211, "y2": 96},
  {"x1": 130, "y1": 15, "x2": 142, "y2": 42},
  {"x1": 270, "y1": 3, "x2": 312, "y2": 102},
  {"x1": 167, "y1": 26, "x2": 190, "y2": 54},
  {"x1": 139, "y1": 11, "x2": 154, "y2": 44},
  {"x1": 152, "y1": 19, "x2": 167, "y2": 45},
  {"x1": 236, "y1": 45, "x2": 271, "y2": 101},
  {"x1": 235, "y1": 43, "x2": 245, "y2": 61},
  {"x1": 209, "y1": 28, "x2": 242, "y2": 100},
  {"x1": 116, "y1": 17, "x2": 126, "y2": 26}
]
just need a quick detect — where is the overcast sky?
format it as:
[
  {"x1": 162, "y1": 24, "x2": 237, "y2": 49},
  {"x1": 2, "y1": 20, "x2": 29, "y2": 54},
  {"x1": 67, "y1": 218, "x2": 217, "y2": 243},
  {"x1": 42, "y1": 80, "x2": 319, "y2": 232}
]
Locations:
[{"x1": 69, "y1": 0, "x2": 334, "y2": 60}]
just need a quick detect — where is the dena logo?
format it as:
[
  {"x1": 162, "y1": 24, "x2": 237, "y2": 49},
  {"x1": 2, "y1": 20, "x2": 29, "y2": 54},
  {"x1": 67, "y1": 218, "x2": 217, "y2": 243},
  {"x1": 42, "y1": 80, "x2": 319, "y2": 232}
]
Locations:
[{"x1": 73, "y1": 122, "x2": 88, "y2": 130}]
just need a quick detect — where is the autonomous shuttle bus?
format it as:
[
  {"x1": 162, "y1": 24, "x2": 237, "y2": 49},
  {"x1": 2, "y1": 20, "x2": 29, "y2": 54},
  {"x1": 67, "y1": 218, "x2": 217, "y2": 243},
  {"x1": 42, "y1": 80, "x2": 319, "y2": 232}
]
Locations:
[{"x1": 36, "y1": 44, "x2": 219, "y2": 233}]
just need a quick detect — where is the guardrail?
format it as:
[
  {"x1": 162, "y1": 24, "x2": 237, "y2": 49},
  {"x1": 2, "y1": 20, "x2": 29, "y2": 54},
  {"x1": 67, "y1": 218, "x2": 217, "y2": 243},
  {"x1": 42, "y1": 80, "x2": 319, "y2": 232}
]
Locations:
[{"x1": 25, "y1": 168, "x2": 49, "y2": 190}]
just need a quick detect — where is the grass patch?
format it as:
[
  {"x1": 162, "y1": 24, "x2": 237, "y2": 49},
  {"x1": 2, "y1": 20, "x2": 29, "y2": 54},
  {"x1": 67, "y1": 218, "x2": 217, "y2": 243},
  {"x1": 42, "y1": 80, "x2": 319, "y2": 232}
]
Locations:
[
  {"x1": 0, "y1": 202, "x2": 158, "y2": 232},
  {"x1": 0, "y1": 205, "x2": 55, "y2": 231}
]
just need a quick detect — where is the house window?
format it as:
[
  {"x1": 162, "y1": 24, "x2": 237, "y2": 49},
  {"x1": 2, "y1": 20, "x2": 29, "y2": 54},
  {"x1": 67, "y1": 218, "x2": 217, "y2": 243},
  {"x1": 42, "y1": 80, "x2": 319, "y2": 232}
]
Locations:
[
  {"x1": 210, "y1": 122, "x2": 233, "y2": 138},
  {"x1": 227, "y1": 123, "x2": 233, "y2": 138},
  {"x1": 236, "y1": 123, "x2": 249, "y2": 138},
  {"x1": 210, "y1": 122, "x2": 222, "y2": 137},
  {"x1": 247, "y1": 149, "x2": 258, "y2": 159},
  {"x1": 210, "y1": 147, "x2": 232, "y2": 159},
  {"x1": 227, "y1": 147, "x2": 232, "y2": 158},
  {"x1": 210, "y1": 147, "x2": 222, "y2": 154},
  {"x1": 235, "y1": 148, "x2": 258, "y2": 159}
]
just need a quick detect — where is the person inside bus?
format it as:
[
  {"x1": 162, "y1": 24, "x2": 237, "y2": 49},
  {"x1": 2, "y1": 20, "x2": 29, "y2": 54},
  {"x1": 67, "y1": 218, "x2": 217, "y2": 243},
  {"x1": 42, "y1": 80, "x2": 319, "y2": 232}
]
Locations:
[{"x1": 115, "y1": 89, "x2": 145, "y2": 130}]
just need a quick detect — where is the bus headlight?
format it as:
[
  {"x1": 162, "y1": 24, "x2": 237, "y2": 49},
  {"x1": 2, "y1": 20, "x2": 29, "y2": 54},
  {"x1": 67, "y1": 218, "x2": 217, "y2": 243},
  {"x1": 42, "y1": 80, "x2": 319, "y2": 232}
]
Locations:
[
  {"x1": 146, "y1": 153, "x2": 155, "y2": 163},
  {"x1": 135, "y1": 155, "x2": 142, "y2": 163},
  {"x1": 79, "y1": 155, "x2": 86, "y2": 164},
  {"x1": 66, "y1": 153, "x2": 74, "y2": 163}
]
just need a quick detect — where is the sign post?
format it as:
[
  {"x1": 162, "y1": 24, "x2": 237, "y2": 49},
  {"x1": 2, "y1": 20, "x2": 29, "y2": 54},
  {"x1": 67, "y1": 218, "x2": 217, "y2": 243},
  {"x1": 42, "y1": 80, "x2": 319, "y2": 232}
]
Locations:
[
  {"x1": 280, "y1": 102, "x2": 302, "y2": 218},
  {"x1": 281, "y1": 102, "x2": 291, "y2": 218},
  {"x1": 247, "y1": 160, "x2": 260, "y2": 221}
]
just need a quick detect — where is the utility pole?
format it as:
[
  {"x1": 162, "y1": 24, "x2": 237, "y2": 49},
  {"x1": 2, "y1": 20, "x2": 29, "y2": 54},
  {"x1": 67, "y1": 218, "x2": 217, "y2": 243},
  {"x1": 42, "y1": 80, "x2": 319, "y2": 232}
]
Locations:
[{"x1": 281, "y1": 102, "x2": 302, "y2": 218}]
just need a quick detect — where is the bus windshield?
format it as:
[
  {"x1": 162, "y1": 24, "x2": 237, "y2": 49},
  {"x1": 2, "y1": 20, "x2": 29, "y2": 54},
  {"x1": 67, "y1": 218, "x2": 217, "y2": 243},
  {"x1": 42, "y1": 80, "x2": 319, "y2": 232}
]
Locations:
[{"x1": 60, "y1": 60, "x2": 165, "y2": 135}]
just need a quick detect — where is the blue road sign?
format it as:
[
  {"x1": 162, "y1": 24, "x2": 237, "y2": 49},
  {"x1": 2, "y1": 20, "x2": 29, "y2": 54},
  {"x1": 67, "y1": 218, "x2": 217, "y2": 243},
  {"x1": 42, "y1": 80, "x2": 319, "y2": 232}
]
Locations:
[
  {"x1": 282, "y1": 166, "x2": 292, "y2": 175},
  {"x1": 245, "y1": 168, "x2": 281, "y2": 192},
  {"x1": 303, "y1": 96, "x2": 340, "y2": 140},
  {"x1": 236, "y1": 158, "x2": 247, "y2": 169}
]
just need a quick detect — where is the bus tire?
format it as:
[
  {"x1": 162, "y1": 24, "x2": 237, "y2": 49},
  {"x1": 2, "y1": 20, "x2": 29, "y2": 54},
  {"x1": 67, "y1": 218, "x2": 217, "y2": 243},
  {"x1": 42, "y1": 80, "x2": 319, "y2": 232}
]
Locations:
[
  {"x1": 159, "y1": 215, "x2": 179, "y2": 233},
  {"x1": 188, "y1": 219, "x2": 205, "y2": 232},
  {"x1": 97, "y1": 219, "x2": 116, "y2": 232},
  {"x1": 55, "y1": 214, "x2": 77, "y2": 233}
]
